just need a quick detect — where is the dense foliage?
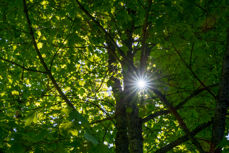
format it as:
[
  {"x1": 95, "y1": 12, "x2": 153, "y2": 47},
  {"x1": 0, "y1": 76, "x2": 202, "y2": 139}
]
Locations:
[{"x1": 0, "y1": 0, "x2": 229, "y2": 152}]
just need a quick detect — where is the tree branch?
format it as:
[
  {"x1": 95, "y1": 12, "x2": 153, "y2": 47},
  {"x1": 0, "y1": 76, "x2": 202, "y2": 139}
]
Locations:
[
  {"x1": 90, "y1": 116, "x2": 114, "y2": 125},
  {"x1": 75, "y1": 0, "x2": 124, "y2": 61},
  {"x1": 142, "y1": 84, "x2": 218, "y2": 123},
  {"x1": 189, "y1": 42, "x2": 194, "y2": 68},
  {"x1": 152, "y1": 88, "x2": 206, "y2": 153},
  {"x1": 95, "y1": 69, "x2": 109, "y2": 93},
  {"x1": 0, "y1": 57, "x2": 47, "y2": 74},
  {"x1": 155, "y1": 120, "x2": 212, "y2": 153},
  {"x1": 172, "y1": 44, "x2": 216, "y2": 99},
  {"x1": 75, "y1": 0, "x2": 138, "y2": 73},
  {"x1": 175, "y1": 83, "x2": 218, "y2": 109},
  {"x1": 142, "y1": 110, "x2": 169, "y2": 123},
  {"x1": 23, "y1": 0, "x2": 75, "y2": 110},
  {"x1": 140, "y1": 0, "x2": 152, "y2": 72}
]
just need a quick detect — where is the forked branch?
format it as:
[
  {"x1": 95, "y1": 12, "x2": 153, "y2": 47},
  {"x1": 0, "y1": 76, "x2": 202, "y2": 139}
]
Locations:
[
  {"x1": 23, "y1": 0, "x2": 75, "y2": 110},
  {"x1": 0, "y1": 57, "x2": 47, "y2": 74},
  {"x1": 155, "y1": 121, "x2": 212, "y2": 153},
  {"x1": 152, "y1": 88, "x2": 206, "y2": 153},
  {"x1": 143, "y1": 83, "x2": 217, "y2": 123},
  {"x1": 172, "y1": 44, "x2": 216, "y2": 99}
]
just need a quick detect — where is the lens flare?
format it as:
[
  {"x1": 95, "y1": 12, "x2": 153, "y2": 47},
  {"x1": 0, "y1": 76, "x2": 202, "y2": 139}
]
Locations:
[
  {"x1": 134, "y1": 74, "x2": 152, "y2": 93},
  {"x1": 137, "y1": 79, "x2": 146, "y2": 89},
  {"x1": 125, "y1": 72, "x2": 153, "y2": 95}
]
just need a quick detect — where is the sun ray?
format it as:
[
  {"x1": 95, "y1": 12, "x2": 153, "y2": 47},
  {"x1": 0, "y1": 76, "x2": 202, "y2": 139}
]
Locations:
[{"x1": 125, "y1": 72, "x2": 153, "y2": 95}]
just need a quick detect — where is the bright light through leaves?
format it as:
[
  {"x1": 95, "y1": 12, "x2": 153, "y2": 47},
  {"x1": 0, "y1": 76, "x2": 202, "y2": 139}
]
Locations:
[
  {"x1": 137, "y1": 79, "x2": 146, "y2": 89},
  {"x1": 132, "y1": 74, "x2": 152, "y2": 93}
]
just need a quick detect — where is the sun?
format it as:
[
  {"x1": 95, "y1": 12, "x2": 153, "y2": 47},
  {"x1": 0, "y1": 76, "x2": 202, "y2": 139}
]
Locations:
[
  {"x1": 135, "y1": 75, "x2": 151, "y2": 92},
  {"x1": 128, "y1": 73, "x2": 152, "y2": 94},
  {"x1": 137, "y1": 79, "x2": 147, "y2": 89}
]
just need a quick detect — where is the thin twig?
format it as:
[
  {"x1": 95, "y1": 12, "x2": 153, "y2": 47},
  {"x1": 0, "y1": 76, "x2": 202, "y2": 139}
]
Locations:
[
  {"x1": 155, "y1": 121, "x2": 212, "y2": 153},
  {"x1": 142, "y1": 83, "x2": 217, "y2": 123},
  {"x1": 172, "y1": 43, "x2": 216, "y2": 99},
  {"x1": 0, "y1": 57, "x2": 47, "y2": 74},
  {"x1": 75, "y1": 0, "x2": 124, "y2": 61},
  {"x1": 152, "y1": 88, "x2": 205, "y2": 153},
  {"x1": 90, "y1": 116, "x2": 114, "y2": 124},
  {"x1": 23, "y1": 0, "x2": 76, "y2": 110},
  {"x1": 75, "y1": 0, "x2": 138, "y2": 73}
]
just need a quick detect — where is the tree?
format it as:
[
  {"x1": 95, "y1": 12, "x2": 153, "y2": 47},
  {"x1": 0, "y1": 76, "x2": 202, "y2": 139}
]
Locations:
[{"x1": 0, "y1": 0, "x2": 229, "y2": 152}]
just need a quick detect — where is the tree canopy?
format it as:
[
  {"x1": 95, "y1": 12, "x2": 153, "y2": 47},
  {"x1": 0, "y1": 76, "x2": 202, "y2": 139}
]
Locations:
[{"x1": 0, "y1": 0, "x2": 229, "y2": 152}]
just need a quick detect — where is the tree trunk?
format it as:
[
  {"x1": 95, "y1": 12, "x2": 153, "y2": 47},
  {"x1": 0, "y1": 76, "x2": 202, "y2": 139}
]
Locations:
[
  {"x1": 107, "y1": 40, "x2": 129, "y2": 153},
  {"x1": 115, "y1": 96, "x2": 129, "y2": 153},
  {"x1": 123, "y1": 66, "x2": 143, "y2": 153},
  {"x1": 211, "y1": 28, "x2": 229, "y2": 152},
  {"x1": 126, "y1": 97, "x2": 143, "y2": 153}
]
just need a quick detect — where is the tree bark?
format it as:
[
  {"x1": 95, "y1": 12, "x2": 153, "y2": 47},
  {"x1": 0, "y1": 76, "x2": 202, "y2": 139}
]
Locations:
[
  {"x1": 211, "y1": 28, "x2": 229, "y2": 152},
  {"x1": 107, "y1": 40, "x2": 129, "y2": 153},
  {"x1": 123, "y1": 65, "x2": 143, "y2": 153},
  {"x1": 115, "y1": 96, "x2": 129, "y2": 153},
  {"x1": 126, "y1": 96, "x2": 143, "y2": 153}
]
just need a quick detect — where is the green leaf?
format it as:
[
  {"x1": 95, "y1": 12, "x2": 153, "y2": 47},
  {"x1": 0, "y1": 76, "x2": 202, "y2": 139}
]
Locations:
[
  {"x1": 24, "y1": 111, "x2": 37, "y2": 126},
  {"x1": 84, "y1": 132, "x2": 99, "y2": 145}
]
